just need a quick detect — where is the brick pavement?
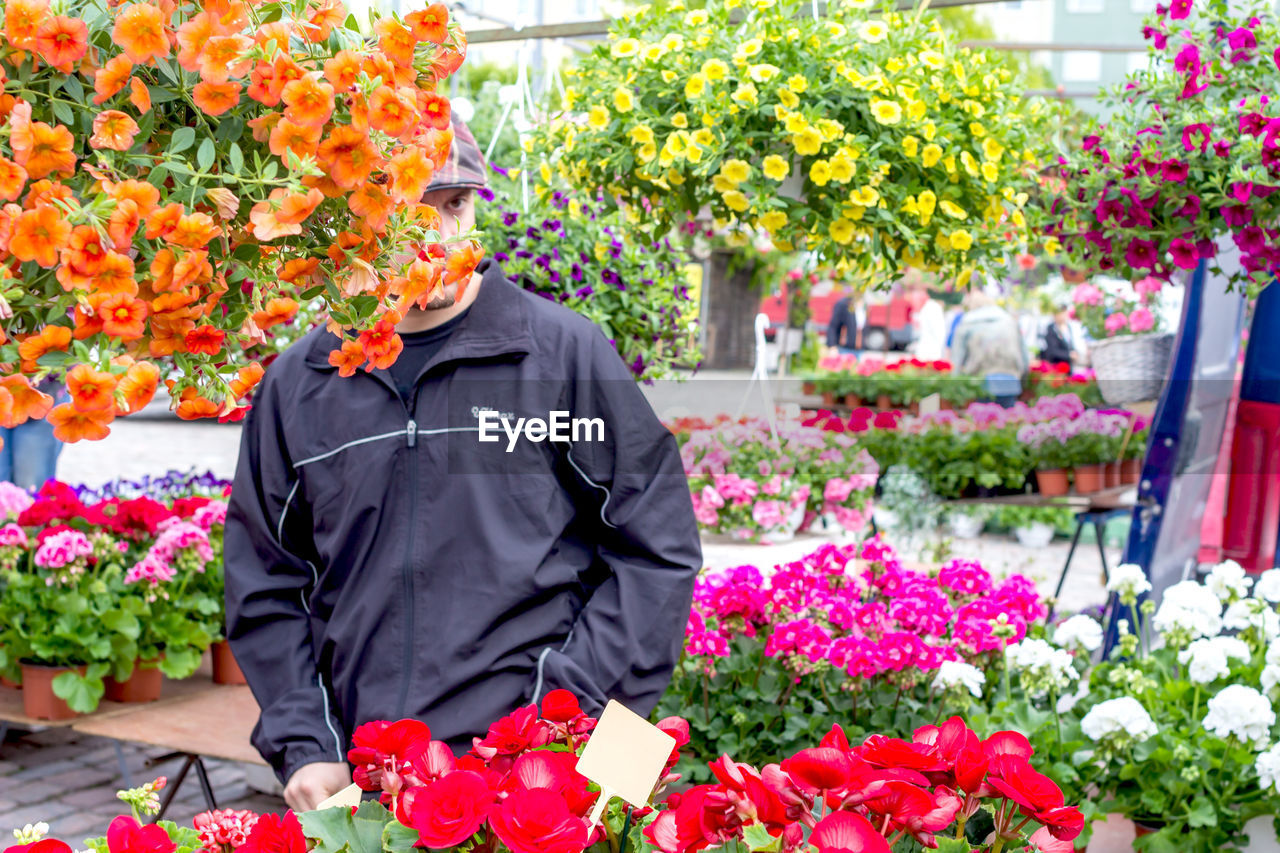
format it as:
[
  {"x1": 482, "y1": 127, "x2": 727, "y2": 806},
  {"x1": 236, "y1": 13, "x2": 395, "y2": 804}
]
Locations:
[{"x1": 0, "y1": 728, "x2": 284, "y2": 843}]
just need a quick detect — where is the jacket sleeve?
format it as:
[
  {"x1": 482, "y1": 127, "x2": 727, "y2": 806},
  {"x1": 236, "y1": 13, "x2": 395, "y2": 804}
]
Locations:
[
  {"x1": 534, "y1": 331, "x2": 702, "y2": 718},
  {"x1": 224, "y1": 372, "x2": 346, "y2": 783}
]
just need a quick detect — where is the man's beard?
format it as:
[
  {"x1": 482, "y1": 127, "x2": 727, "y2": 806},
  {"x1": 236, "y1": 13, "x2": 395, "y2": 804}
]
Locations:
[{"x1": 420, "y1": 290, "x2": 456, "y2": 310}]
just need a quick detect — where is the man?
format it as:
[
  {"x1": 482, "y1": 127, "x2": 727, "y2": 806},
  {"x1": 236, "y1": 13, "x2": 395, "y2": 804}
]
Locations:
[
  {"x1": 1041, "y1": 302, "x2": 1083, "y2": 369},
  {"x1": 906, "y1": 277, "x2": 946, "y2": 362},
  {"x1": 224, "y1": 119, "x2": 702, "y2": 811},
  {"x1": 826, "y1": 283, "x2": 858, "y2": 354},
  {"x1": 951, "y1": 290, "x2": 1028, "y2": 407}
]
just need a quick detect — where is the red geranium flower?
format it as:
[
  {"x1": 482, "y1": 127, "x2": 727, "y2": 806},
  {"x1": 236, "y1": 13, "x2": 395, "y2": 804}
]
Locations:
[
  {"x1": 489, "y1": 787, "x2": 588, "y2": 853},
  {"x1": 987, "y1": 755, "x2": 1065, "y2": 815},
  {"x1": 238, "y1": 813, "x2": 306, "y2": 853},
  {"x1": 402, "y1": 770, "x2": 492, "y2": 848},
  {"x1": 348, "y1": 719, "x2": 433, "y2": 793},
  {"x1": 809, "y1": 811, "x2": 890, "y2": 853},
  {"x1": 856, "y1": 735, "x2": 948, "y2": 773},
  {"x1": 472, "y1": 704, "x2": 553, "y2": 763},
  {"x1": 5, "y1": 840, "x2": 75, "y2": 853},
  {"x1": 779, "y1": 747, "x2": 854, "y2": 796},
  {"x1": 106, "y1": 816, "x2": 177, "y2": 853},
  {"x1": 540, "y1": 689, "x2": 582, "y2": 723}
]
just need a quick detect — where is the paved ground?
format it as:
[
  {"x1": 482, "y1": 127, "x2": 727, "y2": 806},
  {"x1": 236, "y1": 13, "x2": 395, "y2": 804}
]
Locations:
[{"x1": 13, "y1": 385, "x2": 1131, "y2": 846}]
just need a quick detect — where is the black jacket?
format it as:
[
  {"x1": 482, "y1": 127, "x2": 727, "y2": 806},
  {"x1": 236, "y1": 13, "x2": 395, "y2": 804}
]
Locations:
[
  {"x1": 827, "y1": 297, "x2": 857, "y2": 348},
  {"x1": 1042, "y1": 323, "x2": 1073, "y2": 367},
  {"x1": 224, "y1": 261, "x2": 701, "y2": 783}
]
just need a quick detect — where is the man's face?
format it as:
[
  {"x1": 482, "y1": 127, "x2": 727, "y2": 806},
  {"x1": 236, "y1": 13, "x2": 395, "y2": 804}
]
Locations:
[{"x1": 399, "y1": 188, "x2": 477, "y2": 311}]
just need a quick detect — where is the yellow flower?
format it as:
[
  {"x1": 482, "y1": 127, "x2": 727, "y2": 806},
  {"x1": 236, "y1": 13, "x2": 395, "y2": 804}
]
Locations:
[
  {"x1": 614, "y1": 88, "x2": 635, "y2": 113},
  {"x1": 763, "y1": 154, "x2": 791, "y2": 181},
  {"x1": 858, "y1": 21, "x2": 888, "y2": 43},
  {"x1": 950, "y1": 229, "x2": 974, "y2": 251},
  {"x1": 783, "y1": 112, "x2": 808, "y2": 134},
  {"x1": 792, "y1": 126, "x2": 823, "y2": 155},
  {"x1": 564, "y1": 87, "x2": 579, "y2": 109},
  {"x1": 672, "y1": 112, "x2": 689, "y2": 129},
  {"x1": 960, "y1": 151, "x2": 979, "y2": 177},
  {"x1": 733, "y1": 83, "x2": 759, "y2": 107},
  {"x1": 871, "y1": 100, "x2": 902, "y2": 125},
  {"x1": 686, "y1": 143, "x2": 704, "y2": 164},
  {"x1": 943, "y1": 155, "x2": 957, "y2": 175},
  {"x1": 722, "y1": 189, "x2": 750, "y2": 212},
  {"x1": 588, "y1": 105, "x2": 610, "y2": 130},
  {"x1": 661, "y1": 34, "x2": 686, "y2": 53},
  {"x1": 702, "y1": 58, "x2": 729, "y2": 81},
  {"x1": 1044, "y1": 237, "x2": 1062, "y2": 256},
  {"x1": 907, "y1": 100, "x2": 927, "y2": 122},
  {"x1": 968, "y1": 122, "x2": 987, "y2": 138},
  {"x1": 917, "y1": 190, "x2": 936, "y2": 224},
  {"x1": 666, "y1": 169, "x2": 686, "y2": 186},
  {"x1": 749, "y1": 63, "x2": 781, "y2": 83},
  {"x1": 712, "y1": 174, "x2": 739, "y2": 194},
  {"x1": 611, "y1": 38, "x2": 640, "y2": 58},
  {"x1": 778, "y1": 89, "x2": 800, "y2": 109},
  {"x1": 661, "y1": 70, "x2": 678, "y2": 84},
  {"x1": 666, "y1": 130, "x2": 689, "y2": 155},
  {"x1": 825, "y1": 22, "x2": 848, "y2": 39},
  {"x1": 922, "y1": 123, "x2": 938, "y2": 142},
  {"x1": 816, "y1": 119, "x2": 844, "y2": 141},
  {"x1": 702, "y1": 112, "x2": 719, "y2": 127},
  {"x1": 684, "y1": 9, "x2": 709, "y2": 25},
  {"x1": 758, "y1": 210, "x2": 788, "y2": 233},
  {"x1": 902, "y1": 136, "x2": 919, "y2": 158},
  {"x1": 787, "y1": 74, "x2": 809, "y2": 93},
  {"x1": 638, "y1": 142, "x2": 657, "y2": 163},
  {"x1": 829, "y1": 155, "x2": 855, "y2": 183},
  {"x1": 810, "y1": 160, "x2": 832, "y2": 186},
  {"x1": 886, "y1": 58, "x2": 905, "y2": 73},
  {"x1": 629, "y1": 125, "x2": 654, "y2": 145},
  {"x1": 642, "y1": 44, "x2": 668, "y2": 63},
  {"x1": 940, "y1": 200, "x2": 968, "y2": 219},
  {"x1": 981, "y1": 162, "x2": 999, "y2": 183},
  {"x1": 721, "y1": 158, "x2": 751, "y2": 183},
  {"x1": 851, "y1": 186, "x2": 880, "y2": 206},
  {"x1": 735, "y1": 38, "x2": 764, "y2": 62},
  {"x1": 685, "y1": 74, "x2": 708, "y2": 99},
  {"x1": 693, "y1": 128, "x2": 716, "y2": 147},
  {"x1": 919, "y1": 49, "x2": 944, "y2": 69},
  {"x1": 982, "y1": 137, "x2": 1005, "y2": 162},
  {"x1": 829, "y1": 218, "x2": 856, "y2": 244}
]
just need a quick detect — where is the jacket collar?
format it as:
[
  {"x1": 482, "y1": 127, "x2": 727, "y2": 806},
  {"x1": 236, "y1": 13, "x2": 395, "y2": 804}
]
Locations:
[{"x1": 304, "y1": 260, "x2": 534, "y2": 371}]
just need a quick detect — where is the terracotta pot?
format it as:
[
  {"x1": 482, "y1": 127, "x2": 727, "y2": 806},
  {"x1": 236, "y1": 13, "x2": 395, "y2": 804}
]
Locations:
[
  {"x1": 844, "y1": 394, "x2": 862, "y2": 408},
  {"x1": 876, "y1": 394, "x2": 892, "y2": 411},
  {"x1": 940, "y1": 399, "x2": 954, "y2": 411},
  {"x1": 20, "y1": 663, "x2": 85, "y2": 721},
  {"x1": 1133, "y1": 820, "x2": 1163, "y2": 838},
  {"x1": 822, "y1": 391, "x2": 836, "y2": 406},
  {"x1": 1074, "y1": 463, "x2": 1106, "y2": 494},
  {"x1": 908, "y1": 401, "x2": 920, "y2": 416},
  {"x1": 802, "y1": 381, "x2": 816, "y2": 396},
  {"x1": 0, "y1": 673, "x2": 19, "y2": 690},
  {"x1": 1105, "y1": 461, "x2": 1121, "y2": 489},
  {"x1": 104, "y1": 658, "x2": 163, "y2": 703},
  {"x1": 1121, "y1": 457, "x2": 1142, "y2": 484},
  {"x1": 1036, "y1": 468, "x2": 1070, "y2": 497},
  {"x1": 211, "y1": 640, "x2": 247, "y2": 686}
]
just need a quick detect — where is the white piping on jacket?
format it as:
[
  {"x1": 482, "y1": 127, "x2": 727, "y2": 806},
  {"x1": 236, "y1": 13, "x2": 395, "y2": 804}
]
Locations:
[{"x1": 564, "y1": 449, "x2": 617, "y2": 529}]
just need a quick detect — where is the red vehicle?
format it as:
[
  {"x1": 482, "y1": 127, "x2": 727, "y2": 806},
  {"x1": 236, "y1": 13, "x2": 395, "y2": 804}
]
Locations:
[{"x1": 759, "y1": 282, "x2": 914, "y2": 350}]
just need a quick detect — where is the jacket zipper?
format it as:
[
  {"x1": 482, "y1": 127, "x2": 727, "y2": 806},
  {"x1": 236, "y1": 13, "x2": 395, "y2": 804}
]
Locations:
[{"x1": 395, "y1": 411, "x2": 418, "y2": 718}]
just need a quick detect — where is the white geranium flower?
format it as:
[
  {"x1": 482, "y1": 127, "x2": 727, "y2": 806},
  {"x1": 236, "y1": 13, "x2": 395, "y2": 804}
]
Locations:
[
  {"x1": 12, "y1": 825, "x2": 49, "y2": 845},
  {"x1": 1204, "y1": 685, "x2": 1276, "y2": 750},
  {"x1": 1107, "y1": 563, "x2": 1152, "y2": 599},
  {"x1": 1255, "y1": 569, "x2": 1280, "y2": 604},
  {"x1": 933, "y1": 660, "x2": 985, "y2": 698},
  {"x1": 1054, "y1": 614, "x2": 1104, "y2": 653},
  {"x1": 1262, "y1": 664, "x2": 1280, "y2": 697},
  {"x1": 1268, "y1": 640, "x2": 1280, "y2": 667},
  {"x1": 1225, "y1": 599, "x2": 1280, "y2": 638},
  {"x1": 1207, "y1": 560, "x2": 1253, "y2": 602},
  {"x1": 1257, "y1": 743, "x2": 1280, "y2": 793},
  {"x1": 1081, "y1": 696, "x2": 1158, "y2": 744},
  {"x1": 1155, "y1": 580, "x2": 1224, "y2": 640},
  {"x1": 1056, "y1": 681, "x2": 1090, "y2": 714},
  {"x1": 1006, "y1": 638, "x2": 1078, "y2": 698},
  {"x1": 1179, "y1": 637, "x2": 1250, "y2": 684}
]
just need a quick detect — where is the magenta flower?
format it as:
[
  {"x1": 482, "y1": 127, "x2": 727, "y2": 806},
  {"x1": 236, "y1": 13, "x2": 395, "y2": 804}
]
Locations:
[
  {"x1": 1169, "y1": 238, "x2": 1199, "y2": 270},
  {"x1": 1228, "y1": 27, "x2": 1257, "y2": 61},
  {"x1": 0, "y1": 523, "x2": 28, "y2": 548},
  {"x1": 1105, "y1": 313, "x2": 1130, "y2": 334},
  {"x1": 1124, "y1": 239, "x2": 1159, "y2": 270},
  {"x1": 1224, "y1": 204, "x2": 1253, "y2": 227},
  {"x1": 1129, "y1": 307, "x2": 1156, "y2": 333},
  {"x1": 1235, "y1": 226, "x2": 1267, "y2": 256},
  {"x1": 1161, "y1": 160, "x2": 1189, "y2": 183},
  {"x1": 1181, "y1": 123, "x2": 1213, "y2": 153},
  {"x1": 1173, "y1": 44, "x2": 1201, "y2": 74},
  {"x1": 1142, "y1": 25, "x2": 1168, "y2": 49},
  {"x1": 1169, "y1": 0, "x2": 1192, "y2": 19}
]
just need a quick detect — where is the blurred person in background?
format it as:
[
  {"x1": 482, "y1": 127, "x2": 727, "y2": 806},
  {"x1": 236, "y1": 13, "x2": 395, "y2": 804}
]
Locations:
[
  {"x1": 0, "y1": 378, "x2": 65, "y2": 489},
  {"x1": 951, "y1": 290, "x2": 1028, "y2": 407},
  {"x1": 1042, "y1": 301, "x2": 1086, "y2": 370},
  {"x1": 826, "y1": 282, "x2": 859, "y2": 355},
  {"x1": 907, "y1": 276, "x2": 946, "y2": 361}
]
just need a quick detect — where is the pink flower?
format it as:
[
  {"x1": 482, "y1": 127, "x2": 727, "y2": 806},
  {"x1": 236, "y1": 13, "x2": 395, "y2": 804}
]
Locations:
[
  {"x1": 700, "y1": 485, "x2": 725, "y2": 509},
  {"x1": 832, "y1": 506, "x2": 866, "y2": 533},
  {"x1": 1128, "y1": 307, "x2": 1155, "y2": 333},
  {"x1": 192, "y1": 501, "x2": 228, "y2": 530},
  {"x1": 752, "y1": 500, "x2": 785, "y2": 530},
  {"x1": 0, "y1": 482, "x2": 34, "y2": 518},
  {"x1": 823, "y1": 478, "x2": 854, "y2": 503},
  {"x1": 1134, "y1": 276, "x2": 1163, "y2": 297},
  {"x1": 1105, "y1": 313, "x2": 1129, "y2": 334},
  {"x1": 1169, "y1": 239, "x2": 1198, "y2": 270},
  {"x1": 34, "y1": 529, "x2": 93, "y2": 569},
  {"x1": 1071, "y1": 283, "x2": 1102, "y2": 306},
  {"x1": 0, "y1": 523, "x2": 27, "y2": 548}
]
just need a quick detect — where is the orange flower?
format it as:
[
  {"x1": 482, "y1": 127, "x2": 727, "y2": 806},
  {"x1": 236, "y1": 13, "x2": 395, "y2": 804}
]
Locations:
[
  {"x1": 386, "y1": 148, "x2": 434, "y2": 204},
  {"x1": 248, "y1": 187, "x2": 324, "y2": 240},
  {"x1": 174, "y1": 388, "x2": 219, "y2": 420},
  {"x1": 281, "y1": 76, "x2": 335, "y2": 128},
  {"x1": 8, "y1": 103, "x2": 77, "y2": 179},
  {"x1": 266, "y1": 53, "x2": 305, "y2": 103},
  {"x1": 375, "y1": 18, "x2": 417, "y2": 68},
  {"x1": 304, "y1": 0, "x2": 345, "y2": 43},
  {"x1": 268, "y1": 118, "x2": 321, "y2": 162},
  {"x1": 9, "y1": 206, "x2": 71, "y2": 267},
  {"x1": 35, "y1": 16, "x2": 89, "y2": 73},
  {"x1": 419, "y1": 93, "x2": 451, "y2": 131},
  {"x1": 3, "y1": 0, "x2": 49, "y2": 52},
  {"x1": 198, "y1": 34, "x2": 253, "y2": 83},
  {"x1": 445, "y1": 240, "x2": 485, "y2": 300},
  {"x1": 0, "y1": 376, "x2": 54, "y2": 427},
  {"x1": 184, "y1": 324, "x2": 226, "y2": 355},
  {"x1": 73, "y1": 303, "x2": 105, "y2": 339},
  {"x1": 348, "y1": 182, "x2": 393, "y2": 232},
  {"x1": 64, "y1": 224, "x2": 109, "y2": 276},
  {"x1": 149, "y1": 248, "x2": 178, "y2": 291},
  {"x1": 0, "y1": 157, "x2": 28, "y2": 202},
  {"x1": 175, "y1": 12, "x2": 216, "y2": 71},
  {"x1": 420, "y1": 126, "x2": 454, "y2": 170},
  {"x1": 48, "y1": 402, "x2": 114, "y2": 442},
  {"x1": 394, "y1": 258, "x2": 442, "y2": 311},
  {"x1": 129, "y1": 77, "x2": 151, "y2": 113},
  {"x1": 316, "y1": 125, "x2": 379, "y2": 190},
  {"x1": 251, "y1": 296, "x2": 299, "y2": 329},
  {"x1": 406, "y1": 4, "x2": 449, "y2": 44},
  {"x1": 229, "y1": 361, "x2": 264, "y2": 399},
  {"x1": 66, "y1": 363, "x2": 119, "y2": 412},
  {"x1": 92, "y1": 251, "x2": 140, "y2": 296},
  {"x1": 358, "y1": 317, "x2": 403, "y2": 371},
  {"x1": 172, "y1": 249, "x2": 212, "y2": 288},
  {"x1": 23, "y1": 178, "x2": 73, "y2": 210},
  {"x1": 117, "y1": 361, "x2": 160, "y2": 413},
  {"x1": 433, "y1": 37, "x2": 466, "y2": 79},
  {"x1": 323, "y1": 50, "x2": 363, "y2": 92},
  {"x1": 328, "y1": 338, "x2": 365, "y2": 377},
  {"x1": 108, "y1": 198, "x2": 141, "y2": 250},
  {"x1": 369, "y1": 87, "x2": 418, "y2": 138},
  {"x1": 16, "y1": 324, "x2": 72, "y2": 364},
  {"x1": 246, "y1": 62, "x2": 279, "y2": 107},
  {"x1": 90, "y1": 110, "x2": 140, "y2": 151},
  {"x1": 97, "y1": 292, "x2": 149, "y2": 340},
  {"x1": 279, "y1": 257, "x2": 321, "y2": 284},
  {"x1": 167, "y1": 212, "x2": 221, "y2": 249},
  {"x1": 192, "y1": 80, "x2": 242, "y2": 116},
  {"x1": 111, "y1": 179, "x2": 160, "y2": 217},
  {"x1": 93, "y1": 54, "x2": 134, "y2": 104},
  {"x1": 112, "y1": 2, "x2": 170, "y2": 65},
  {"x1": 145, "y1": 202, "x2": 184, "y2": 240}
]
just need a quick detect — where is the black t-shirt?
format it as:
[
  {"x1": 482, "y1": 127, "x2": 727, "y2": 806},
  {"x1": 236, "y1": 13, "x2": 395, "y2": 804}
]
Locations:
[{"x1": 383, "y1": 308, "x2": 471, "y2": 403}]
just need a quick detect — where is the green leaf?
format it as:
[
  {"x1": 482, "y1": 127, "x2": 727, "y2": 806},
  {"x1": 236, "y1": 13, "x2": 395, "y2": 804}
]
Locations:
[
  {"x1": 101, "y1": 609, "x2": 141, "y2": 640},
  {"x1": 381, "y1": 820, "x2": 418, "y2": 853},
  {"x1": 300, "y1": 802, "x2": 390, "y2": 853},
  {"x1": 300, "y1": 284, "x2": 326, "y2": 301},
  {"x1": 63, "y1": 75, "x2": 85, "y2": 103},
  {"x1": 170, "y1": 127, "x2": 196, "y2": 155},
  {"x1": 197, "y1": 138, "x2": 216, "y2": 171},
  {"x1": 229, "y1": 143, "x2": 244, "y2": 175},
  {"x1": 743, "y1": 823, "x2": 780, "y2": 853},
  {"x1": 52, "y1": 100, "x2": 74, "y2": 126},
  {"x1": 934, "y1": 837, "x2": 976, "y2": 853},
  {"x1": 159, "y1": 647, "x2": 202, "y2": 679},
  {"x1": 52, "y1": 670, "x2": 104, "y2": 713},
  {"x1": 1186, "y1": 797, "x2": 1217, "y2": 828}
]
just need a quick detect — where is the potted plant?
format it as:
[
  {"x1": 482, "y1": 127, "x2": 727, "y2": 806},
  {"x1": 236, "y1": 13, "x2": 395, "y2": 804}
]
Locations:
[
  {"x1": 1018, "y1": 421, "x2": 1073, "y2": 496},
  {"x1": 948, "y1": 505, "x2": 991, "y2": 539},
  {"x1": 995, "y1": 505, "x2": 1071, "y2": 548},
  {"x1": 1122, "y1": 418, "x2": 1151, "y2": 485}
]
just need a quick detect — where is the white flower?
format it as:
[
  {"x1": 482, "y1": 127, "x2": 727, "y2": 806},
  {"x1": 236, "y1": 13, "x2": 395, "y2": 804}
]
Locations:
[
  {"x1": 1057, "y1": 681, "x2": 1090, "y2": 714},
  {"x1": 934, "y1": 660, "x2": 985, "y2": 697},
  {"x1": 1208, "y1": 560, "x2": 1253, "y2": 602},
  {"x1": 1054, "y1": 614, "x2": 1103, "y2": 652},
  {"x1": 1255, "y1": 569, "x2": 1280, "y2": 603},
  {"x1": 12, "y1": 825, "x2": 49, "y2": 845},
  {"x1": 1257, "y1": 743, "x2": 1280, "y2": 794},
  {"x1": 1081, "y1": 697, "x2": 1158, "y2": 744},
  {"x1": 1268, "y1": 640, "x2": 1280, "y2": 666},
  {"x1": 1178, "y1": 637, "x2": 1250, "y2": 684},
  {"x1": 1154, "y1": 580, "x2": 1223, "y2": 640},
  {"x1": 1204, "y1": 685, "x2": 1276, "y2": 750},
  {"x1": 1225, "y1": 598, "x2": 1280, "y2": 638},
  {"x1": 1107, "y1": 563, "x2": 1152, "y2": 599},
  {"x1": 1006, "y1": 638, "x2": 1078, "y2": 698},
  {"x1": 1262, "y1": 664, "x2": 1280, "y2": 697}
]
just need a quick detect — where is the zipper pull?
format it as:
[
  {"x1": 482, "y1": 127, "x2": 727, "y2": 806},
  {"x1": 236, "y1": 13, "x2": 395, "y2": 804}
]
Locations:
[{"x1": 407, "y1": 419, "x2": 417, "y2": 448}]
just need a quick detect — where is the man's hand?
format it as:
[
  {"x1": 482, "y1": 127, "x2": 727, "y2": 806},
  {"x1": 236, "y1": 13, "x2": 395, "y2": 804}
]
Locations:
[{"x1": 284, "y1": 762, "x2": 352, "y2": 812}]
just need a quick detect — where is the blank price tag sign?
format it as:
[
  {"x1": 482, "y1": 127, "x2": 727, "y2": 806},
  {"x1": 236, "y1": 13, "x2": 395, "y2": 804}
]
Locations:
[
  {"x1": 316, "y1": 782, "x2": 362, "y2": 810},
  {"x1": 575, "y1": 700, "x2": 676, "y2": 826}
]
